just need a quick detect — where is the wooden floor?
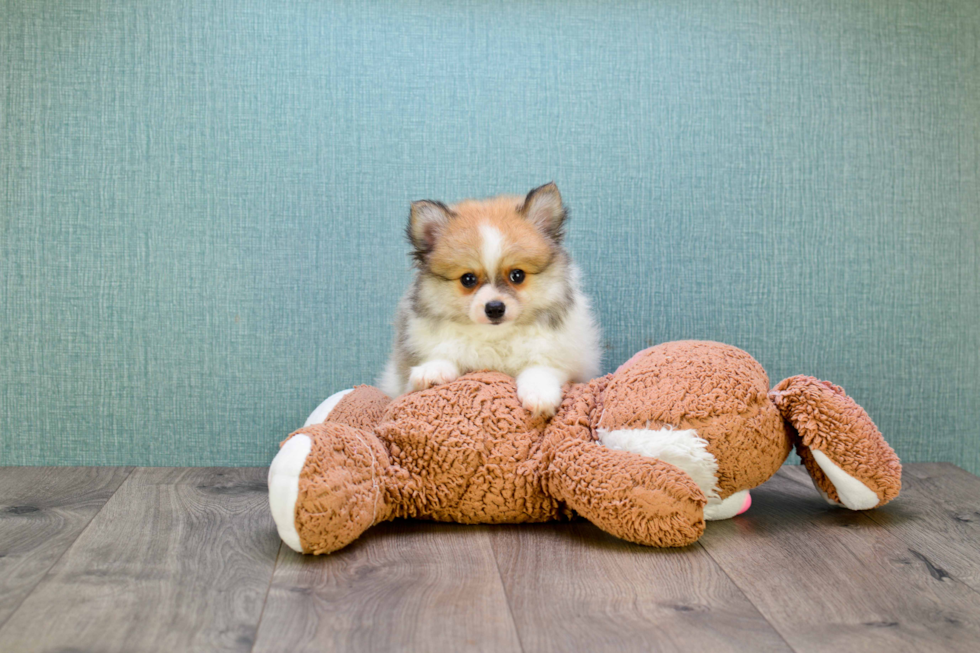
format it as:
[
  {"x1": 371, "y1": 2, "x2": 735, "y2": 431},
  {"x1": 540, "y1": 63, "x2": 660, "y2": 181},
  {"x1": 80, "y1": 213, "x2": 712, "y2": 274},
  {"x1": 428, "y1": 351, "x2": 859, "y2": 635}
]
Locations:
[{"x1": 1, "y1": 464, "x2": 979, "y2": 652}]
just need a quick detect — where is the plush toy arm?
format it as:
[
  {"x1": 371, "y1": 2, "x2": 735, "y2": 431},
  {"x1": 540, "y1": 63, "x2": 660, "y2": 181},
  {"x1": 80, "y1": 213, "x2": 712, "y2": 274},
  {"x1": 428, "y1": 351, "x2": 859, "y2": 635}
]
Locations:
[
  {"x1": 770, "y1": 376, "x2": 901, "y2": 510},
  {"x1": 545, "y1": 439, "x2": 707, "y2": 547}
]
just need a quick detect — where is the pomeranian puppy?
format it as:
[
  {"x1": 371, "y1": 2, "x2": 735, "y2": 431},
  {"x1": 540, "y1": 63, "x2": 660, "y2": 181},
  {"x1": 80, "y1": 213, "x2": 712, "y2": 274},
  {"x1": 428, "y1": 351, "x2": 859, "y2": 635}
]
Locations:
[{"x1": 380, "y1": 182, "x2": 601, "y2": 417}]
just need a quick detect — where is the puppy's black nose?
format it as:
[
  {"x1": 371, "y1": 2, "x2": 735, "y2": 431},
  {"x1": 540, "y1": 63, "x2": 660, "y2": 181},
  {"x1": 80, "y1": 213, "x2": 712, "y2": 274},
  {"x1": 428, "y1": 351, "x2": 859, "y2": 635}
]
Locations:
[{"x1": 485, "y1": 301, "x2": 506, "y2": 321}]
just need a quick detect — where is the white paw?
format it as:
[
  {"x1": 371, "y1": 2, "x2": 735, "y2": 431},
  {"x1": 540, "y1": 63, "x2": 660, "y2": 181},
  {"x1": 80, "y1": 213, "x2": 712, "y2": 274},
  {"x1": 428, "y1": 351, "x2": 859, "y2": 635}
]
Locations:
[
  {"x1": 409, "y1": 359, "x2": 459, "y2": 392},
  {"x1": 516, "y1": 366, "x2": 567, "y2": 418}
]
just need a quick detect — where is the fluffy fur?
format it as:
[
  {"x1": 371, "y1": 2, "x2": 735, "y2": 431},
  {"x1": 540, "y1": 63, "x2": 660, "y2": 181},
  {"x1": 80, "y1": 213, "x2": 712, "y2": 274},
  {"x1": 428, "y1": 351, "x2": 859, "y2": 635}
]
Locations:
[
  {"x1": 597, "y1": 427, "x2": 721, "y2": 500},
  {"x1": 380, "y1": 183, "x2": 601, "y2": 416}
]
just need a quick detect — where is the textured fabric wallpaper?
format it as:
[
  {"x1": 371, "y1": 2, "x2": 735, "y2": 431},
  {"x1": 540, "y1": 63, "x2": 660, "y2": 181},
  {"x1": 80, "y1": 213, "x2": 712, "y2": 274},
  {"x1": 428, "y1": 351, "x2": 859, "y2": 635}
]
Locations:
[{"x1": 1, "y1": 0, "x2": 978, "y2": 470}]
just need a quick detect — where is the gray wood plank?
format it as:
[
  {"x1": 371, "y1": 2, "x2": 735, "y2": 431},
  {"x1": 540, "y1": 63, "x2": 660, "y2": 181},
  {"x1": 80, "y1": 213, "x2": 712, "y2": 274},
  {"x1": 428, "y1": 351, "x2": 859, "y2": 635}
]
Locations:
[
  {"x1": 0, "y1": 467, "x2": 280, "y2": 653},
  {"x1": 489, "y1": 521, "x2": 791, "y2": 653},
  {"x1": 699, "y1": 466, "x2": 980, "y2": 653},
  {"x1": 834, "y1": 463, "x2": 980, "y2": 594},
  {"x1": 252, "y1": 520, "x2": 523, "y2": 653},
  {"x1": 0, "y1": 467, "x2": 132, "y2": 629}
]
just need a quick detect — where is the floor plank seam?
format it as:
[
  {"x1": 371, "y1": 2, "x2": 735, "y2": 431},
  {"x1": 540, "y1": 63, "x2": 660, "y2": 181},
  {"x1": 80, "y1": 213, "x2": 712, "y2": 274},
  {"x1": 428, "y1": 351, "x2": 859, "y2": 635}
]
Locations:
[
  {"x1": 489, "y1": 537, "x2": 528, "y2": 653},
  {"x1": 0, "y1": 466, "x2": 137, "y2": 635},
  {"x1": 694, "y1": 540, "x2": 799, "y2": 653},
  {"x1": 250, "y1": 541, "x2": 284, "y2": 653}
]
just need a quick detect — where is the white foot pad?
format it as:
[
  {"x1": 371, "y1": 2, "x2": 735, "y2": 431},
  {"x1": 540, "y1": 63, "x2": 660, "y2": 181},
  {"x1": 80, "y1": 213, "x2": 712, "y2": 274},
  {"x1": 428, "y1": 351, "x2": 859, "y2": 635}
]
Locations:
[
  {"x1": 268, "y1": 434, "x2": 311, "y2": 552},
  {"x1": 811, "y1": 450, "x2": 880, "y2": 510}
]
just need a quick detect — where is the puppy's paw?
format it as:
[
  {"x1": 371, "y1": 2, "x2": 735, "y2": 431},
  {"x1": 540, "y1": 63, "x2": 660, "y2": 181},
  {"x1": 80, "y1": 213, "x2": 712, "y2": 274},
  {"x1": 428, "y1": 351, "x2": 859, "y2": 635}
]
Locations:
[
  {"x1": 409, "y1": 359, "x2": 459, "y2": 392},
  {"x1": 519, "y1": 384, "x2": 562, "y2": 418},
  {"x1": 516, "y1": 366, "x2": 568, "y2": 418}
]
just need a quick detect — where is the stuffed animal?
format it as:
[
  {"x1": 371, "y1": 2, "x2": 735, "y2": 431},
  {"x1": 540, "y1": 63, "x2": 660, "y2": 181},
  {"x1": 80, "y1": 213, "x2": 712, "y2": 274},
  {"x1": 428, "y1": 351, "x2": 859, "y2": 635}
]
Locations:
[{"x1": 268, "y1": 340, "x2": 901, "y2": 554}]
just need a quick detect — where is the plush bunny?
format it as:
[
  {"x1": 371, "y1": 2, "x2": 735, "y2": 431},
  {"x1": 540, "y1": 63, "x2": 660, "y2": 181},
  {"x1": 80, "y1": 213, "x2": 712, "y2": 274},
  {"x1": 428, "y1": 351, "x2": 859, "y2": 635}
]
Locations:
[{"x1": 268, "y1": 341, "x2": 901, "y2": 554}]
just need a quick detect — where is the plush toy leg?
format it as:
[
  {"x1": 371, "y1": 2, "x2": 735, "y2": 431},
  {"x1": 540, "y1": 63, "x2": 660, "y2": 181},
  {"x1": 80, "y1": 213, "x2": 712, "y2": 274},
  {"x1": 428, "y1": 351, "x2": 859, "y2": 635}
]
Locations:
[
  {"x1": 599, "y1": 426, "x2": 750, "y2": 521},
  {"x1": 598, "y1": 427, "x2": 720, "y2": 499},
  {"x1": 770, "y1": 376, "x2": 901, "y2": 510},
  {"x1": 268, "y1": 434, "x2": 313, "y2": 552},
  {"x1": 303, "y1": 385, "x2": 392, "y2": 431},
  {"x1": 269, "y1": 423, "x2": 392, "y2": 554},
  {"x1": 547, "y1": 439, "x2": 707, "y2": 547},
  {"x1": 304, "y1": 389, "x2": 354, "y2": 426},
  {"x1": 598, "y1": 426, "x2": 751, "y2": 520}
]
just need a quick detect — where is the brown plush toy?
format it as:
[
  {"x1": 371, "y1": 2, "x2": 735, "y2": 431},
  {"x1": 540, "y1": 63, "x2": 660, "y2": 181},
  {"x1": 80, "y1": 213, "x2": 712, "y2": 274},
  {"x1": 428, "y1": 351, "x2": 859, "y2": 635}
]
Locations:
[{"x1": 268, "y1": 341, "x2": 901, "y2": 554}]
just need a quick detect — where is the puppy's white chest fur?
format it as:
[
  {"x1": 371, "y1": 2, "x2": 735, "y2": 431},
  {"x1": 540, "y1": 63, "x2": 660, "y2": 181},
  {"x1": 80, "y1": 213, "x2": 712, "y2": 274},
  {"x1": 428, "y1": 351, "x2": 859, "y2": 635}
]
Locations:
[
  {"x1": 384, "y1": 289, "x2": 600, "y2": 418},
  {"x1": 405, "y1": 296, "x2": 597, "y2": 379}
]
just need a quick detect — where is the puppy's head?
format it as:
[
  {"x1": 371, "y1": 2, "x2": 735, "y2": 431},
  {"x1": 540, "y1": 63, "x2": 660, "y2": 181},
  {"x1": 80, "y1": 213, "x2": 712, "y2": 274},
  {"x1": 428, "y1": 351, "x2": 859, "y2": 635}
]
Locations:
[{"x1": 407, "y1": 182, "x2": 572, "y2": 326}]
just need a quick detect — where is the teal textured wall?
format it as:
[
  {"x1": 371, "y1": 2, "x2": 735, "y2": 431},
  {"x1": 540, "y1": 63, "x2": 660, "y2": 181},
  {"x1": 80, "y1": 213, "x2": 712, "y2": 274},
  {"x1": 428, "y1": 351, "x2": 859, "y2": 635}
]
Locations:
[{"x1": 1, "y1": 0, "x2": 978, "y2": 470}]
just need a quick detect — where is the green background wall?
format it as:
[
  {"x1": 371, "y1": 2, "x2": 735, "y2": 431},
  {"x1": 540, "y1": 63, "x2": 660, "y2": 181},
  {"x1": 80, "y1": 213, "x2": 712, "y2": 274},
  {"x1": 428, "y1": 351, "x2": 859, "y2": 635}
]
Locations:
[{"x1": 2, "y1": 0, "x2": 978, "y2": 470}]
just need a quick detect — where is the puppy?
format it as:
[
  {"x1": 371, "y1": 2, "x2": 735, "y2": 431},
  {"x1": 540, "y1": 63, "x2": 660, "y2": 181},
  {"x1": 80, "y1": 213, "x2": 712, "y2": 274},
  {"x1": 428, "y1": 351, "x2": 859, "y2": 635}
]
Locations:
[{"x1": 380, "y1": 182, "x2": 601, "y2": 417}]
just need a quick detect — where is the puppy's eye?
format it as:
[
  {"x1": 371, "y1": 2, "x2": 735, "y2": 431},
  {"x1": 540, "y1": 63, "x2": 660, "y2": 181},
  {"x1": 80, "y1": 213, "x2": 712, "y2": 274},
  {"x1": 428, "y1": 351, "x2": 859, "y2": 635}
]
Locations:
[
  {"x1": 509, "y1": 269, "x2": 525, "y2": 284},
  {"x1": 460, "y1": 272, "x2": 478, "y2": 288}
]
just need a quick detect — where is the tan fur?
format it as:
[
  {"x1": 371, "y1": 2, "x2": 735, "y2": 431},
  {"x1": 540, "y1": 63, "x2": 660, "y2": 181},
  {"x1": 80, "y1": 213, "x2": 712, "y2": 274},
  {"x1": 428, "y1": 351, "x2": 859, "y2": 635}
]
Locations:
[
  {"x1": 280, "y1": 341, "x2": 901, "y2": 554},
  {"x1": 428, "y1": 195, "x2": 555, "y2": 282},
  {"x1": 598, "y1": 341, "x2": 792, "y2": 499}
]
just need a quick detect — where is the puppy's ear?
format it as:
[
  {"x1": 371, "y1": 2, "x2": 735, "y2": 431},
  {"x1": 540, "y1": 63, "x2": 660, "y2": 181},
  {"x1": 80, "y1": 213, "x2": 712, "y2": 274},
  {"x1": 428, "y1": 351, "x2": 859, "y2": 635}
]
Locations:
[
  {"x1": 407, "y1": 200, "x2": 452, "y2": 263},
  {"x1": 520, "y1": 182, "x2": 566, "y2": 242}
]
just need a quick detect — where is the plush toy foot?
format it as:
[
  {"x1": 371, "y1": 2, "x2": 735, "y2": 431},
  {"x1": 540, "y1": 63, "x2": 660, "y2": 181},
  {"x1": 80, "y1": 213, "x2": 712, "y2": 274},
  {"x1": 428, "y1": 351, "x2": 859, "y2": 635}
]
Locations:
[
  {"x1": 704, "y1": 490, "x2": 752, "y2": 521},
  {"x1": 269, "y1": 423, "x2": 391, "y2": 554},
  {"x1": 268, "y1": 434, "x2": 313, "y2": 552},
  {"x1": 771, "y1": 376, "x2": 901, "y2": 510},
  {"x1": 270, "y1": 388, "x2": 358, "y2": 552}
]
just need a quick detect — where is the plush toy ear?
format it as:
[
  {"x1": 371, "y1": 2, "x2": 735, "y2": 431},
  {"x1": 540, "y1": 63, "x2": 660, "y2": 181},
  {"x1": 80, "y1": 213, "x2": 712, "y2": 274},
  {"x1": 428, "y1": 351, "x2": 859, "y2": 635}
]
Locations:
[
  {"x1": 407, "y1": 200, "x2": 453, "y2": 263},
  {"x1": 770, "y1": 376, "x2": 901, "y2": 510},
  {"x1": 520, "y1": 182, "x2": 567, "y2": 242}
]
